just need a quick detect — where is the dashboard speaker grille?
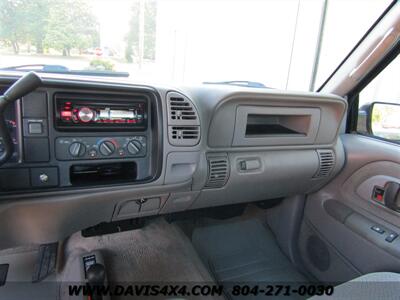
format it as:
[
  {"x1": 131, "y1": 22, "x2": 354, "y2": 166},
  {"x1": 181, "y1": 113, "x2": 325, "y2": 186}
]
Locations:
[
  {"x1": 314, "y1": 150, "x2": 335, "y2": 178},
  {"x1": 205, "y1": 154, "x2": 230, "y2": 189}
]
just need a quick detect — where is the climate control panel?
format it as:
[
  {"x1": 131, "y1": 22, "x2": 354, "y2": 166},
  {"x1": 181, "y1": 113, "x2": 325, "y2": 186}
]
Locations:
[{"x1": 55, "y1": 136, "x2": 147, "y2": 161}]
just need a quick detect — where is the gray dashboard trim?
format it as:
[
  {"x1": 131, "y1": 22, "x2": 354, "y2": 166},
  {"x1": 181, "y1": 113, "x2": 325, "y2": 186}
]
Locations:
[{"x1": 0, "y1": 74, "x2": 348, "y2": 250}]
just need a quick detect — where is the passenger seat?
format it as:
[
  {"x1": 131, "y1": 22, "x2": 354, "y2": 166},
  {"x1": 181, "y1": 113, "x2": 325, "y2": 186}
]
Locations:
[{"x1": 310, "y1": 272, "x2": 400, "y2": 299}]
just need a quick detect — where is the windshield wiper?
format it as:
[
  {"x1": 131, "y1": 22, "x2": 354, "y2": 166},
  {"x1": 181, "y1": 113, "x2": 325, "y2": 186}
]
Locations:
[
  {"x1": 203, "y1": 80, "x2": 270, "y2": 88},
  {"x1": 1, "y1": 64, "x2": 130, "y2": 78}
]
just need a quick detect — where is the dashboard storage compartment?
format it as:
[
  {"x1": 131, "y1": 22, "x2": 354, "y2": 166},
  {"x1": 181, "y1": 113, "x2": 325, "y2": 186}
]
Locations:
[
  {"x1": 233, "y1": 106, "x2": 320, "y2": 146},
  {"x1": 245, "y1": 114, "x2": 309, "y2": 136},
  {"x1": 70, "y1": 162, "x2": 137, "y2": 186}
]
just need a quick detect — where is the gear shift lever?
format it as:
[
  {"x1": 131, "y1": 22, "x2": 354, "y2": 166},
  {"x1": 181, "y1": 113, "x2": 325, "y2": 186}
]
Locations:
[
  {"x1": 87, "y1": 263, "x2": 106, "y2": 284},
  {"x1": 87, "y1": 263, "x2": 106, "y2": 300},
  {"x1": 0, "y1": 72, "x2": 41, "y2": 166}
]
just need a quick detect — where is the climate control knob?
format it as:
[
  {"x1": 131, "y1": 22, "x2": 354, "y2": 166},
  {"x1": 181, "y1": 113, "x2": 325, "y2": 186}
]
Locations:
[
  {"x1": 69, "y1": 142, "x2": 86, "y2": 157},
  {"x1": 99, "y1": 141, "x2": 115, "y2": 156},
  {"x1": 127, "y1": 140, "x2": 142, "y2": 155}
]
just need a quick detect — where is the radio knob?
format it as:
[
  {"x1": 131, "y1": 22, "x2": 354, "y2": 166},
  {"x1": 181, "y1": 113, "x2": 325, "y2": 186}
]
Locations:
[
  {"x1": 127, "y1": 140, "x2": 142, "y2": 155},
  {"x1": 69, "y1": 142, "x2": 86, "y2": 157},
  {"x1": 78, "y1": 107, "x2": 95, "y2": 123},
  {"x1": 99, "y1": 141, "x2": 115, "y2": 156}
]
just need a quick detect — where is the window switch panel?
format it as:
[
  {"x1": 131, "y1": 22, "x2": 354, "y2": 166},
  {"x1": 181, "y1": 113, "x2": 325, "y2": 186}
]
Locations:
[
  {"x1": 371, "y1": 225, "x2": 385, "y2": 234},
  {"x1": 385, "y1": 233, "x2": 398, "y2": 243}
]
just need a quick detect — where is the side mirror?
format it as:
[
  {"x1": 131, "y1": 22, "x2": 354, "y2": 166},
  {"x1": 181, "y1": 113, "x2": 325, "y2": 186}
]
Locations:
[{"x1": 367, "y1": 102, "x2": 400, "y2": 141}]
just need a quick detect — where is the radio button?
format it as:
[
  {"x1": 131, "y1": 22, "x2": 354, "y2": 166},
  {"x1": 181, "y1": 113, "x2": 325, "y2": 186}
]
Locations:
[
  {"x1": 69, "y1": 142, "x2": 86, "y2": 157},
  {"x1": 88, "y1": 149, "x2": 97, "y2": 158},
  {"x1": 118, "y1": 148, "x2": 125, "y2": 156},
  {"x1": 127, "y1": 140, "x2": 142, "y2": 155},
  {"x1": 28, "y1": 122, "x2": 43, "y2": 134},
  {"x1": 99, "y1": 141, "x2": 115, "y2": 156}
]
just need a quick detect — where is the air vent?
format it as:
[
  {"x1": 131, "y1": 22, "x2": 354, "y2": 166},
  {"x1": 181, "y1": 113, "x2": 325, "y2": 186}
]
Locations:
[
  {"x1": 166, "y1": 92, "x2": 200, "y2": 126},
  {"x1": 169, "y1": 97, "x2": 197, "y2": 121},
  {"x1": 167, "y1": 91, "x2": 200, "y2": 146},
  {"x1": 314, "y1": 150, "x2": 335, "y2": 178},
  {"x1": 168, "y1": 126, "x2": 200, "y2": 146},
  {"x1": 205, "y1": 154, "x2": 230, "y2": 189}
]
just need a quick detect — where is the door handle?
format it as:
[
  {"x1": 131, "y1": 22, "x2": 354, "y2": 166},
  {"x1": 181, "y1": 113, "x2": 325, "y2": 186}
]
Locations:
[{"x1": 384, "y1": 181, "x2": 400, "y2": 212}]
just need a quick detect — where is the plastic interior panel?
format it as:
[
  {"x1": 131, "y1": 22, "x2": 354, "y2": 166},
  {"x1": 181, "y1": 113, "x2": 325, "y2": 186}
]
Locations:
[
  {"x1": 164, "y1": 151, "x2": 200, "y2": 184},
  {"x1": 191, "y1": 149, "x2": 339, "y2": 210},
  {"x1": 112, "y1": 194, "x2": 169, "y2": 221},
  {"x1": 207, "y1": 91, "x2": 346, "y2": 148},
  {"x1": 301, "y1": 134, "x2": 400, "y2": 282},
  {"x1": 356, "y1": 175, "x2": 400, "y2": 203}
]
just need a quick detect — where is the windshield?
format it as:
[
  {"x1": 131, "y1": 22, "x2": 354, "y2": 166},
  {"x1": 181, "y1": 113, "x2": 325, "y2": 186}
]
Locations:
[{"x1": 0, "y1": 0, "x2": 391, "y2": 90}]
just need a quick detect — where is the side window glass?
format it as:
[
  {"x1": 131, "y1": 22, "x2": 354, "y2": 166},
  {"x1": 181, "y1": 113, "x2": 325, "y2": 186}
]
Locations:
[{"x1": 358, "y1": 56, "x2": 400, "y2": 142}]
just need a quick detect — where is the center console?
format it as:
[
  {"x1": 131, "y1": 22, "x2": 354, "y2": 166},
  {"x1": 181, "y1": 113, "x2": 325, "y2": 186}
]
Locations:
[{"x1": 0, "y1": 83, "x2": 162, "y2": 193}]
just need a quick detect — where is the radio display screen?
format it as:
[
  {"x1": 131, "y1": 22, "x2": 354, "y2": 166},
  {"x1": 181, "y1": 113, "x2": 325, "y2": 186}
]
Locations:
[{"x1": 55, "y1": 93, "x2": 148, "y2": 131}]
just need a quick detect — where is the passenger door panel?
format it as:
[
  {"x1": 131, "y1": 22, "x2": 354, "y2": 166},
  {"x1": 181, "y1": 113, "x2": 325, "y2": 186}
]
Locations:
[{"x1": 299, "y1": 134, "x2": 400, "y2": 282}]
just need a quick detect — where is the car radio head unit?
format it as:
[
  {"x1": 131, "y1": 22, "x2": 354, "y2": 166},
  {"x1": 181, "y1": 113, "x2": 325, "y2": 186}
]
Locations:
[{"x1": 55, "y1": 93, "x2": 148, "y2": 131}]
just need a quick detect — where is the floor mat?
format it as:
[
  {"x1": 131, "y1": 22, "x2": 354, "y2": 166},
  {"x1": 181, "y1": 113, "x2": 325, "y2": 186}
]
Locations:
[
  {"x1": 0, "y1": 246, "x2": 58, "y2": 300},
  {"x1": 60, "y1": 218, "x2": 223, "y2": 299},
  {"x1": 192, "y1": 219, "x2": 307, "y2": 299},
  {"x1": 61, "y1": 218, "x2": 215, "y2": 282}
]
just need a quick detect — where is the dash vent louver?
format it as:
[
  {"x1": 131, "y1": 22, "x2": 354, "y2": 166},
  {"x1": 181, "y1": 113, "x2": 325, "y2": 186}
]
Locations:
[
  {"x1": 314, "y1": 150, "x2": 335, "y2": 178},
  {"x1": 168, "y1": 126, "x2": 200, "y2": 146},
  {"x1": 167, "y1": 92, "x2": 200, "y2": 146},
  {"x1": 205, "y1": 154, "x2": 230, "y2": 189},
  {"x1": 169, "y1": 96, "x2": 198, "y2": 121}
]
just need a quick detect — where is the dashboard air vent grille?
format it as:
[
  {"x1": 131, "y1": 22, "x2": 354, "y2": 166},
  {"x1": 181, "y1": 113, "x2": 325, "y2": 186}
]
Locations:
[
  {"x1": 167, "y1": 91, "x2": 200, "y2": 146},
  {"x1": 166, "y1": 92, "x2": 200, "y2": 126},
  {"x1": 169, "y1": 97, "x2": 197, "y2": 121},
  {"x1": 314, "y1": 150, "x2": 335, "y2": 178},
  {"x1": 205, "y1": 154, "x2": 230, "y2": 189},
  {"x1": 171, "y1": 126, "x2": 199, "y2": 140},
  {"x1": 168, "y1": 126, "x2": 200, "y2": 146}
]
